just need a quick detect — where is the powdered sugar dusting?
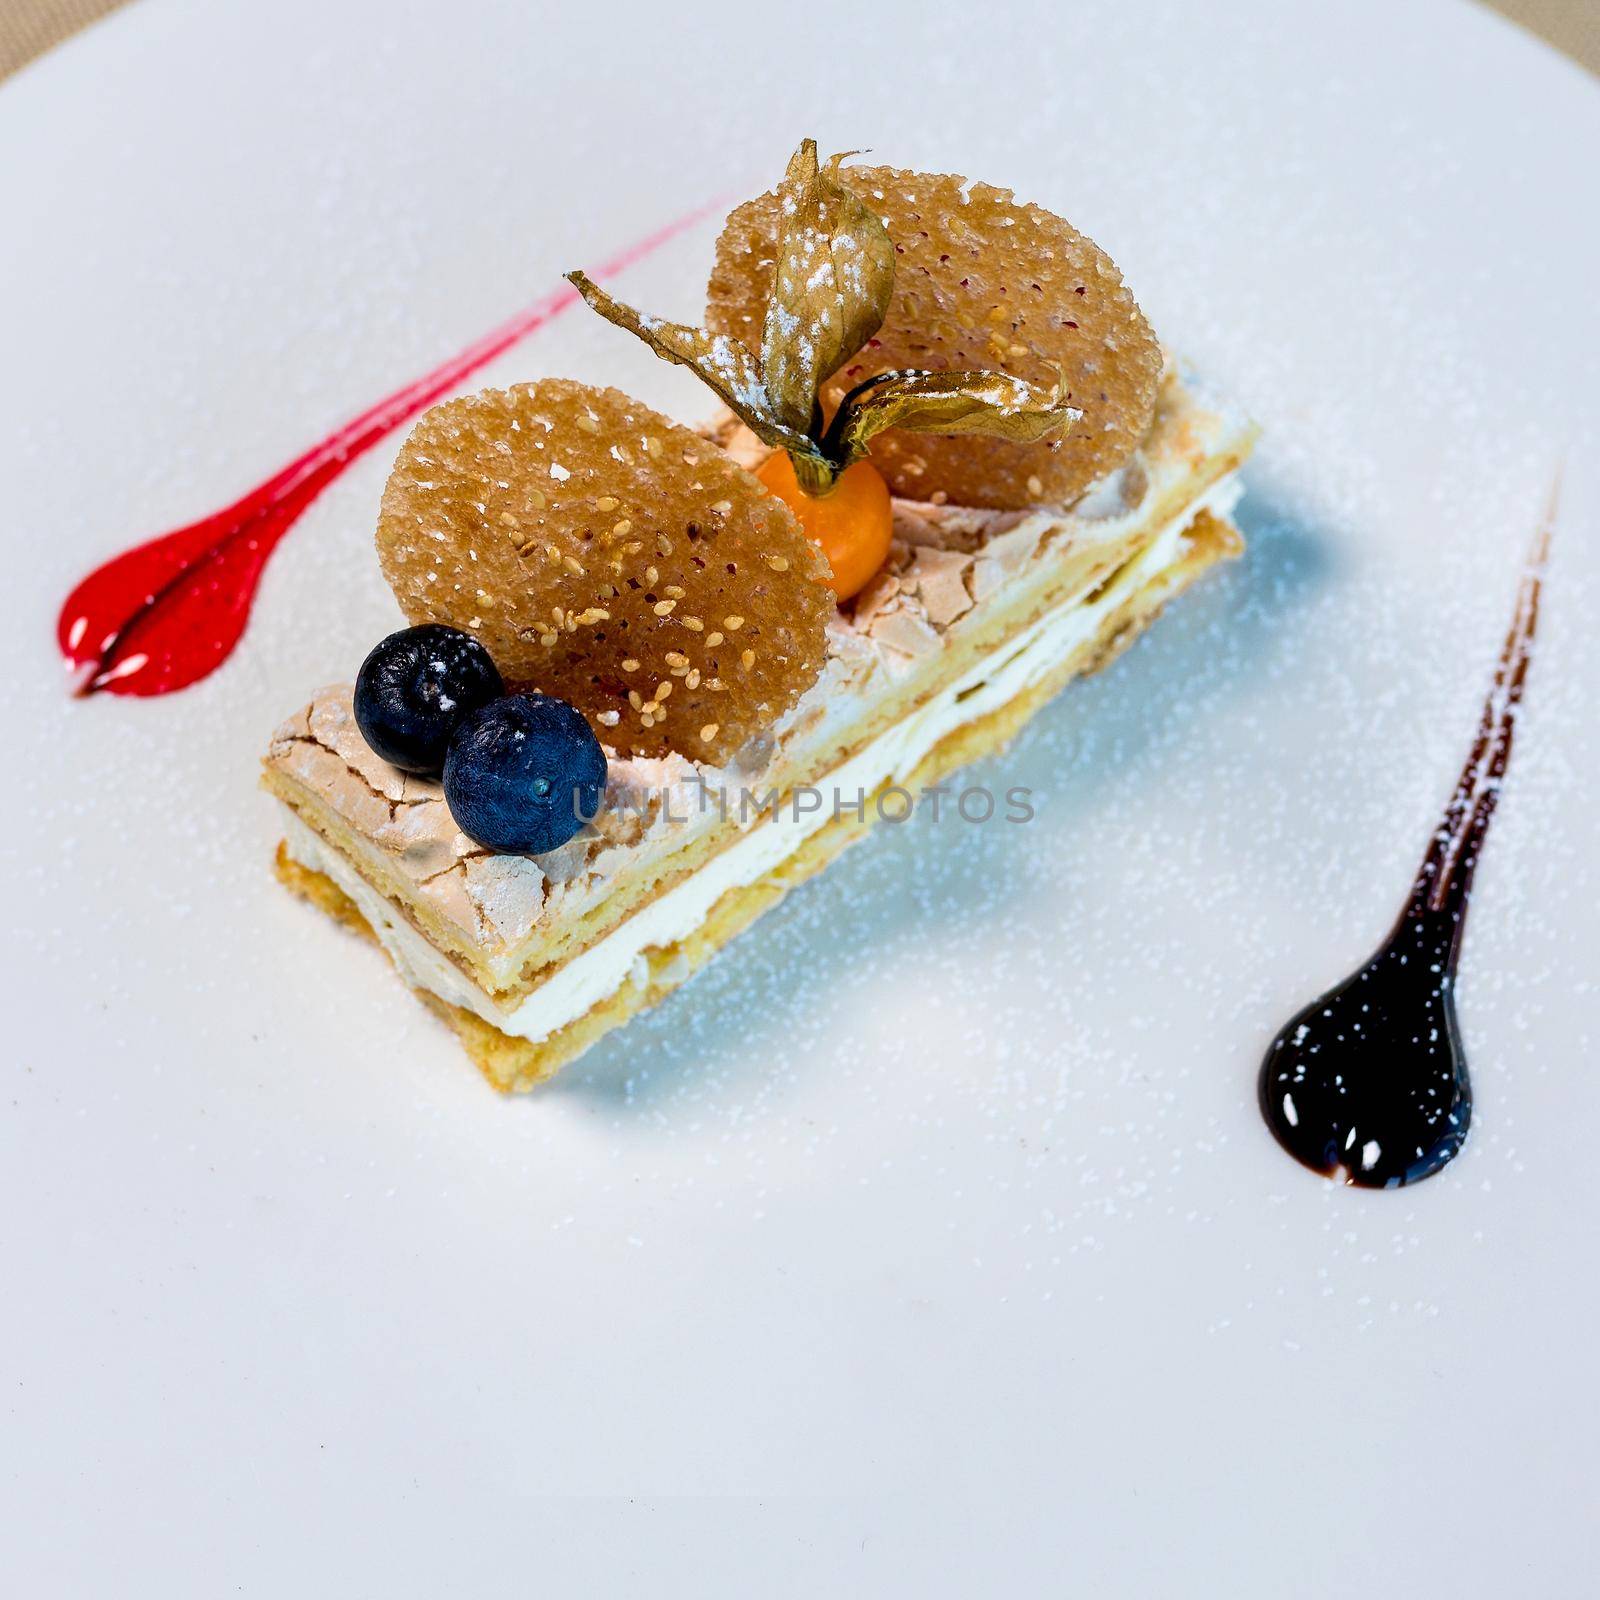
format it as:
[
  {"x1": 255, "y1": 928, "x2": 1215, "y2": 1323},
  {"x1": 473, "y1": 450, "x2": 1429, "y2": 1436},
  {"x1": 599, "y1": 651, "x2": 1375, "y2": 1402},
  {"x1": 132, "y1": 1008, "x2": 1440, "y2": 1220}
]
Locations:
[{"x1": 6, "y1": 1, "x2": 1600, "y2": 1564}]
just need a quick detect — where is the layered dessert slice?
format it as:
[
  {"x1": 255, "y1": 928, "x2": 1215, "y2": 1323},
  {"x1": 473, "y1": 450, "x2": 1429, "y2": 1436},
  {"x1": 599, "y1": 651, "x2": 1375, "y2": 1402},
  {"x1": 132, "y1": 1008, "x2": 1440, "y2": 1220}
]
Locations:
[{"x1": 262, "y1": 141, "x2": 1256, "y2": 1092}]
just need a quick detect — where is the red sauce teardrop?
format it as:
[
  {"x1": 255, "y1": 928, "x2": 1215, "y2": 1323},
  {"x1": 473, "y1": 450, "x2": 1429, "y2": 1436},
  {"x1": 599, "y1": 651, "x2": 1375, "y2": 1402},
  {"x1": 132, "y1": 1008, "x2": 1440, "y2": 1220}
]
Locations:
[{"x1": 57, "y1": 204, "x2": 716, "y2": 698}]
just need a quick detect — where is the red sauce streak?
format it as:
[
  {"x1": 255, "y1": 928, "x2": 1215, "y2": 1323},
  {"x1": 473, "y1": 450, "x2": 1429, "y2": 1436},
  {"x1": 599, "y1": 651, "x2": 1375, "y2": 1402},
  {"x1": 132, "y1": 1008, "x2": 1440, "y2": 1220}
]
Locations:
[{"x1": 57, "y1": 204, "x2": 716, "y2": 698}]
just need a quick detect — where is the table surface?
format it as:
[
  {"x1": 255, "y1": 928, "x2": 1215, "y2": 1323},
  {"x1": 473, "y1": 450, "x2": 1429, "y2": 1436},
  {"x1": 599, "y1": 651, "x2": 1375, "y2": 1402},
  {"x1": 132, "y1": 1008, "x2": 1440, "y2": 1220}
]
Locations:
[{"x1": 5, "y1": 0, "x2": 1600, "y2": 81}]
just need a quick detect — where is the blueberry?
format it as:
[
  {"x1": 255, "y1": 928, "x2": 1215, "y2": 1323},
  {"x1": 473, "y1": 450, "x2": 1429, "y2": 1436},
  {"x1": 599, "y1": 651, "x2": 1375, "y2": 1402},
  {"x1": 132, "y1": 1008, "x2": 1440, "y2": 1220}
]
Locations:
[
  {"x1": 354, "y1": 625, "x2": 503, "y2": 774},
  {"x1": 443, "y1": 694, "x2": 608, "y2": 856}
]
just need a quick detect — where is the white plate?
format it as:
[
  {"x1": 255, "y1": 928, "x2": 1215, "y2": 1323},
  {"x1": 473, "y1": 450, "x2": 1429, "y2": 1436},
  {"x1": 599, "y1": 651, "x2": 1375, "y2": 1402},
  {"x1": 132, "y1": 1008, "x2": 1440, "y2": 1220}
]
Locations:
[{"x1": 4, "y1": 0, "x2": 1598, "y2": 1590}]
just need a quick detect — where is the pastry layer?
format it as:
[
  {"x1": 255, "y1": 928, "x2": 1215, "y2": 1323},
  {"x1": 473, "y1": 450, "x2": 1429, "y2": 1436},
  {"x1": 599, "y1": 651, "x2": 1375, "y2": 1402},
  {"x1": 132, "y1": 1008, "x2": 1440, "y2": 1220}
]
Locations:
[
  {"x1": 264, "y1": 366, "x2": 1256, "y2": 1009},
  {"x1": 275, "y1": 507, "x2": 1241, "y2": 1091}
]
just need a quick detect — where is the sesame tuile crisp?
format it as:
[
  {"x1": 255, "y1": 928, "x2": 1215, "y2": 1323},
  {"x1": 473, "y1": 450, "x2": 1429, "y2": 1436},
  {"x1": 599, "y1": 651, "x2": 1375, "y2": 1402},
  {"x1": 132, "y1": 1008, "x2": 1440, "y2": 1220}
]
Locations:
[
  {"x1": 375, "y1": 379, "x2": 832, "y2": 764},
  {"x1": 569, "y1": 140, "x2": 1077, "y2": 501},
  {"x1": 707, "y1": 164, "x2": 1162, "y2": 511}
]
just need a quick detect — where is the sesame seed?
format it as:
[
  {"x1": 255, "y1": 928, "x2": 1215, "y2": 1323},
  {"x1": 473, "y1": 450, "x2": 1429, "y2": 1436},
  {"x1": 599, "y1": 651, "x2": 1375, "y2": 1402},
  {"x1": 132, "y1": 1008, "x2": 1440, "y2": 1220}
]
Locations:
[
  {"x1": 622, "y1": 658, "x2": 640, "y2": 672},
  {"x1": 499, "y1": 511, "x2": 519, "y2": 527},
  {"x1": 526, "y1": 489, "x2": 547, "y2": 509},
  {"x1": 612, "y1": 518, "x2": 633, "y2": 537},
  {"x1": 724, "y1": 615, "x2": 744, "y2": 630},
  {"x1": 685, "y1": 668, "x2": 701, "y2": 690},
  {"x1": 699, "y1": 723, "x2": 719, "y2": 743},
  {"x1": 654, "y1": 599, "x2": 677, "y2": 616},
  {"x1": 645, "y1": 565, "x2": 659, "y2": 585},
  {"x1": 1026, "y1": 475, "x2": 1044, "y2": 497},
  {"x1": 628, "y1": 689, "x2": 643, "y2": 710},
  {"x1": 664, "y1": 584, "x2": 685, "y2": 599},
  {"x1": 563, "y1": 556, "x2": 586, "y2": 576},
  {"x1": 539, "y1": 632, "x2": 558, "y2": 647},
  {"x1": 644, "y1": 436, "x2": 663, "y2": 458},
  {"x1": 766, "y1": 555, "x2": 789, "y2": 571},
  {"x1": 664, "y1": 651, "x2": 689, "y2": 668},
  {"x1": 682, "y1": 616, "x2": 704, "y2": 631},
  {"x1": 576, "y1": 414, "x2": 600, "y2": 433},
  {"x1": 595, "y1": 495, "x2": 619, "y2": 512},
  {"x1": 705, "y1": 631, "x2": 723, "y2": 648},
  {"x1": 740, "y1": 648, "x2": 755, "y2": 669},
  {"x1": 655, "y1": 681, "x2": 673, "y2": 700}
]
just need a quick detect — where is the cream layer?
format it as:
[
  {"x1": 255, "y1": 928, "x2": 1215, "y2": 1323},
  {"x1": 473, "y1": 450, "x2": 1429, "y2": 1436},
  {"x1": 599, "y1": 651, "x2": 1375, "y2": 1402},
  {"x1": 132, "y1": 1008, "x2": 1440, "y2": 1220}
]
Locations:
[{"x1": 280, "y1": 486, "x2": 1232, "y2": 1045}]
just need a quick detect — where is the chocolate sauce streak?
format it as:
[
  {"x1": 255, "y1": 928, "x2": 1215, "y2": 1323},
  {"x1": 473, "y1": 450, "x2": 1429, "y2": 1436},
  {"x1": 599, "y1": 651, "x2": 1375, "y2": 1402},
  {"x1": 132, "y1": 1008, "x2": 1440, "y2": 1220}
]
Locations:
[{"x1": 1259, "y1": 487, "x2": 1556, "y2": 1187}]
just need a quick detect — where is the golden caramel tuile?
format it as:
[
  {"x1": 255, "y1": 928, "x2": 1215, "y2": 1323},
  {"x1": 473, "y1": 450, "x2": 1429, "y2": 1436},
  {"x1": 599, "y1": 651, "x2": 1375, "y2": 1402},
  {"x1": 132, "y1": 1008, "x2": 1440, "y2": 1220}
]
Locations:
[
  {"x1": 376, "y1": 381, "x2": 833, "y2": 764},
  {"x1": 708, "y1": 165, "x2": 1162, "y2": 511}
]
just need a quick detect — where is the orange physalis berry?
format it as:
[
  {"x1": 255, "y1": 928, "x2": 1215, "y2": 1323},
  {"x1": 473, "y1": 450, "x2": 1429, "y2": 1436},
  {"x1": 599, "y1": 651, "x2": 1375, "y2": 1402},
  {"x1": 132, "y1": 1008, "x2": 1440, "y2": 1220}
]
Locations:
[{"x1": 756, "y1": 451, "x2": 892, "y2": 602}]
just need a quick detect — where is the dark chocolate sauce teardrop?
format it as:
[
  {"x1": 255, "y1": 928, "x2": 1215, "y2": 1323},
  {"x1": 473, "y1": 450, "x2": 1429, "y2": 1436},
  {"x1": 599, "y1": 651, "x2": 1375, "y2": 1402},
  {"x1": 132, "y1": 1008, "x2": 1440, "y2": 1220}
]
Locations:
[{"x1": 1259, "y1": 485, "x2": 1556, "y2": 1188}]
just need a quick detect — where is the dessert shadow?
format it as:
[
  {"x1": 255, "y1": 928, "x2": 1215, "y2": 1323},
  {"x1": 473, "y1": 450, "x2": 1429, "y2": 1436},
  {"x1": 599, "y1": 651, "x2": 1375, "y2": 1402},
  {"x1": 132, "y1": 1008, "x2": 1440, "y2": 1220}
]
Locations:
[{"x1": 544, "y1": 487, "x2": 1336, "y2": 1111}]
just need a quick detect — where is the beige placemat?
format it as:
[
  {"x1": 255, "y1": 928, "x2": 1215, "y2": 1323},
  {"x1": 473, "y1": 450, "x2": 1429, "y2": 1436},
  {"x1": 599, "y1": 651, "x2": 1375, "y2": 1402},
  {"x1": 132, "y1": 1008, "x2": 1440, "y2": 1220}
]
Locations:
[
  {"x1": 2, "y1": 0, "x2": 1595, "y2": 89},
  {"x1": 1, "y1": 0, "x2": 127, "y2": 80},
  {"x1": 1495, "y1": 0, "x2": 1600, "y2": 69}
]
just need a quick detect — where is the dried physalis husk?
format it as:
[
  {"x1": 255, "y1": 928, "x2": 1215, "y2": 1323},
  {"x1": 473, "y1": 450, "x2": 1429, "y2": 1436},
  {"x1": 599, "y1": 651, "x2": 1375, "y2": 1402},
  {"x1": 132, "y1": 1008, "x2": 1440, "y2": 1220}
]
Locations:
[
  {"x1": 757, "y1": 139, "x2": 896, "y2": 438},
  {"x1": 824, "y1": 367, "x2": 1080, "y2": 467},
  {"x1": 708, "y1": 165, "x2": 1162, "y2": 510},
  {"x1": 375, "y1": 380, "x2": 833, "y2": 764},
  {"x1": 565, "y1": 271, "x2": 827, "y2": 476}
]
